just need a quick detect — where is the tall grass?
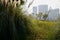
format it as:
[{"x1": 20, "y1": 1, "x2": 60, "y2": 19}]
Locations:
[
  {"x1": 26, "y1": 20, "x2": 58, "y2": 40},
  {"x1": 0, "y1": 3, "x2": 32, "y2": 40}
]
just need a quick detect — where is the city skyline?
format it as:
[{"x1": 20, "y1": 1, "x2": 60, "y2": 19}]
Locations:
[
  {"x1": 26, "y1": 0, "x2": 60, "y2": 13},
  {"x1": 38, "y1": 5, "x2": 48, "y2": 14},
  {"x1": 33, "y1": 5, "x2": 60, "y2": 14},
  {"x1": 32, "y1": 5, "x2": 59, "y2": 20}
]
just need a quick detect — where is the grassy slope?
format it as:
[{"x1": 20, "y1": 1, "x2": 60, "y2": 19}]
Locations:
[{"x1": 28, "y1": 20, "x2": 58, "y2": 40}]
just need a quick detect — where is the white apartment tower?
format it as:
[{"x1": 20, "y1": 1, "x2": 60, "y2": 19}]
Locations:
[
  {"x1": 48, "y1": 9, "x2": 59, "y2": 20},
  {"x1": 38, "y1": 5, "x2": 48, "y2": 14}
]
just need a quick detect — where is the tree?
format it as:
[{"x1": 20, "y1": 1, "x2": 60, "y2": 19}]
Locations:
[
  {"x1": 37, "y1": 12, "x2": 42, "y2": 20},
  {"x1": 43, "y1": 13, "x2": 48, "y2": 20},
  {"x1": 28, "y1": 14, "x2": 33, "y2": 18}
]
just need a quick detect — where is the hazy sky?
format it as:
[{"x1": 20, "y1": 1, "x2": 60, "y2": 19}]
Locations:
[{"x1": 25, "y1": 0, "x2": 60, "y2": 13}]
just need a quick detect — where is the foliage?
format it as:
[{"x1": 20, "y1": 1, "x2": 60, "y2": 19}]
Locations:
[
  {"x1": 43, "y1": 13, "x2": 48, "y2": 20},
  {"x1": 54, "y1": 17, "x2": 60, "y2": 40},
  {"x1": 37, "y1": 12, "x2": 42, "y2": 20},
  {"x1": 55, "y1": 29, "x2": 60, "y2": 40},
  {"x1": 0, "y1": 0, "x2": 32, "y2": 40},
  {"x1": 27, "y1": 20, "x2": 58, "y2": 40}
]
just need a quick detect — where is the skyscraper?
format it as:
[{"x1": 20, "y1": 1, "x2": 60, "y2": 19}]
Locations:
[
  {"x1": 33, "y1": 6, "x2": 37, "y2": 15},
  {"x1": 38, "y1": 5, "x2": 48, "y2": 14},
  {"x1": 33, "y1": 6, "x2": 37, "y2": 19},
  {"x1": 48, "y1": 8, "x2": 59, "y2": 20}
]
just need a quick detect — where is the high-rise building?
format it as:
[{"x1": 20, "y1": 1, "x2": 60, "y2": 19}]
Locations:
[
  {"x1": 33, "y1": 6, "x2": 37, "y2": 19},
  {"x1": 38, "y1": 5, "x2": 48, "y2": 14},
  {"x1": 33, "y1": 6, "x2": 37, "y2": 15},
  {"x1": 48, "y1": 8, "x2": 59, "y2": 20}
]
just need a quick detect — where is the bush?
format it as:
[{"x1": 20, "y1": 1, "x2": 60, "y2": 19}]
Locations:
[
  {"x1": 0, "y1": 3, "x2": 32, "y2": 40},
  {"x1": 26, "y1": 20, "x2": 58, "y2": 40}
]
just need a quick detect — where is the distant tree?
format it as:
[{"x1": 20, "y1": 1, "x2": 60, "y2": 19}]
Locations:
[
  {"x1": 57, "y1": 16, "x2": 60, "y2": 21},
  {"x1": 43, "y1": 13, "x2": 48, "y2": 20},
  {"x1": 28, "y1": 14, "x2": 33, "y2": 19},
  {"x1": 37, "y1": 12, "x2": 42, "y2": 20},
  {"x1": 32, "y1": 13, "x2": 34, "y2": 15}
]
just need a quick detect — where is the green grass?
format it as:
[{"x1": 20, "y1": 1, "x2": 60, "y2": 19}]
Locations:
[{"x1": 27, "y1": 20, "x2": 58, "y2": 40}]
